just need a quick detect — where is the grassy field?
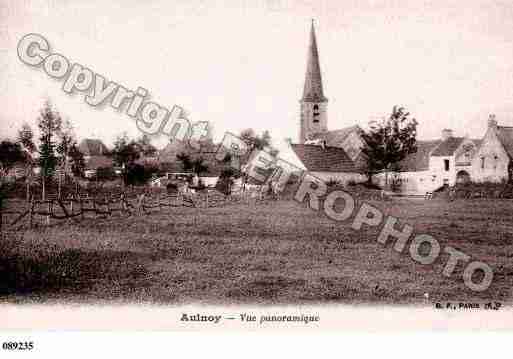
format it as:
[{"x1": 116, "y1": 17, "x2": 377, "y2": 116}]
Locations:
[{"x1": 1, "y1": 198, "x2": 512, "y2": 305}]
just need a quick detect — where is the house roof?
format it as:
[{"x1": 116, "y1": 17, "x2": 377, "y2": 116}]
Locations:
[
  {"x1": 496, "y1": 126, "x2": 513, "y2": 158},
  {"x1": 430, "y1": 137, "x2": 465, "y2": 156},
  {"x1": 85, "y1": 155, "x2": 113, "y2": 170},
  {"x1": 157, "y1": 139, "x2": 218, "y2": 163},
  {"x1": 79, "y1": 139, "x2": 109, "y2": 156},
  {"x1": 397, "y1": 140, "x2": 441, "y2": 172},
  {"x1": 290, "y1": 144, "x2": 357, "y2": 173}
]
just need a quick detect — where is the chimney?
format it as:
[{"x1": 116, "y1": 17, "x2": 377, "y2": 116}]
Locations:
[
  {"x1": 488, "y1": 114, "x2": 498, "y2": 129},
  {"x1": 441, "y1": 129, "x2": 453, "y2": 141}
]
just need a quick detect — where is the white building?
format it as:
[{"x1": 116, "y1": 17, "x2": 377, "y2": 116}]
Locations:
[
  {"x1": 374, "y1": 129, "x2": 481, "y2": 195},
  {"x1": 470, "y1": 116, "x2": 513, "y2": 182}
]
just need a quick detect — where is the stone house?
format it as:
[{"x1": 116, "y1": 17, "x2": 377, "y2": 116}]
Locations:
[
  {"x1": 374, "y1": 129, "x2": 481, "y2": 195},
  {"x1": 470, "y1": 116, "x2": 513, "y2": 183}
]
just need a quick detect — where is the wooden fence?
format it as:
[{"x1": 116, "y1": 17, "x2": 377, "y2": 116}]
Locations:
[{"x1": 0, "y1": 187, "x2": 275, "y2": 231}]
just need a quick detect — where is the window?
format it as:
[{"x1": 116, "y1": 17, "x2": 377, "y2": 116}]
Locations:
[
  {"x1": 444, "y1": 159, "x2": 450, "y2": 171},
  {"x1": 481, "y1": 157, "x2": 485, "y2": 170},
  {"x1": 494, "y1": 155, "x2": 498, "y2": 170},
  {"x1": 313, "y1": 104, "x2": 320, "y2": 123}
]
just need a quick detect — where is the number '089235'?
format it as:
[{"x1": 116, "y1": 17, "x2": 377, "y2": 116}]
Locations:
[{"x1": 2, "y1": 341, "x2": 34, "y2": 350}]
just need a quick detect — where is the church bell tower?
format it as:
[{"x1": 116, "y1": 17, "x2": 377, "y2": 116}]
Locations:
[{"x1": 299, "y1": 20, "x2": 328, "y2": 144}]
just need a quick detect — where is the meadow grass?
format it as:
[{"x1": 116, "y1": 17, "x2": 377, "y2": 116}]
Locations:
[{"x1": 1, "y1": 198, "x2": 512, "y2": 305}]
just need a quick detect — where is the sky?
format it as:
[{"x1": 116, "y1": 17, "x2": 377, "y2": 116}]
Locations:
[{"x1": 2, "y1": 0, "x2": 513, "y2": 161}]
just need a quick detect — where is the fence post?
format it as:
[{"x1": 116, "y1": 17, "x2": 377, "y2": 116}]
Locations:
[
  {"x1": 80, "y1": 195, "x2": 84, "y2": 220},
  {"x1": 46, "y1": 200, "x2": 51, "y2": 226},
  {"x1": 92, "y1": 194, "x2": 97, "y2": 218},
  {"x1": 106, "y1": 195, "x2": 111, "y2": 215},
  {"x1": 0, "y1": 197, "x2": 3, "y2": 233},
  {"x1": 29, "y1": 198, "x2": 34, "y2": 228}
]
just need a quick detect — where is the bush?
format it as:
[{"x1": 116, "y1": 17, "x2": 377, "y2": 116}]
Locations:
[
  {"x1": 124, "y1": 164, "x2": 157, "y2": 186},
  {"x1": 96, "y1": 166, "x2": 117, "y2": 181}
]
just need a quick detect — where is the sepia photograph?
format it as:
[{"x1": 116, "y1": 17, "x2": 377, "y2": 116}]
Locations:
[{"x1": 0, "y1": 0, "x2": 512, "y2": 347}]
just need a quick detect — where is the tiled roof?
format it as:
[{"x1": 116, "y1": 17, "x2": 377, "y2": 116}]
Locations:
[
  {"x1": 430, "y1": 137, "x2": 465, "y2": 156},
  {"x1": 158, "y1": 140, "x2": 218, "y2": 163},
  {"x1": 290, "y1": 144, "x2": 357, "y2": 172},
  {"x1": 496, "y1": 126, "x2": 513, "y2": 158},
  {"x1": 309, "y1": 125, "x2": 362, "y2": 147},
  {"x1": 85, "y1": 155, "x2": 113, "y2": 170},
  {"x1": 397, "y1": 140, "x2": 441, "y2": 172},
  {"x1": 79, "y1": 139, "x2": 109, "y2": 156}
]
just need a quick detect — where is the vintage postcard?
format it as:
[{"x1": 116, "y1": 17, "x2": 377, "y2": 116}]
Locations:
[{"x1": 0, "y1": 0, "x2": 512, "y2": 345}]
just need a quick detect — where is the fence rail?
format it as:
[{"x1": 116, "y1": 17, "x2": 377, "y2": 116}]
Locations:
[{"x1": 0, "y1": 187, "x2": 277, "y2": 230}]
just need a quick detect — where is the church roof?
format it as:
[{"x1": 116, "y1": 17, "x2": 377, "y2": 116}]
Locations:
[
  {"x1": 496, "y1": 126, "x2": 513, "y2": 158},
  {"x1": 309, "y1": 125, "x2": 363, "y2": 146},
  {"x1": 290, "y1": 144, "x2": 357, "y2": 173},
  {"x1": 302, "y1": 21, "x2": 327, "y2": 103}
]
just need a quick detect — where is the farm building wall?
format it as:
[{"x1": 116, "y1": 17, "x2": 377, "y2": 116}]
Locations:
[
  {"x1": 310, "y1": 171, "x2": 366, "y2": 185},
  {"x1": 471, "y1": 127, "x2": 510, "y2": 182},
  {"x1": 374, "y1": 170, "x2": 435, "y2": 194}
]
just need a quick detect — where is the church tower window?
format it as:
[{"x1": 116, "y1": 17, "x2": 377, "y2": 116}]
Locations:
[{"x1": 313, "y1": 104, "x2": 320, "y2": 123}]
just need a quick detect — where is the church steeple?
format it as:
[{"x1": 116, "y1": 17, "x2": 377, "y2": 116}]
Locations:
[
  {"x1": 299, "y1": 20, "x2": 328, "y2": 143},
  {"x1": 302, "y1": 20, "x2": 327, "y2": 102}
]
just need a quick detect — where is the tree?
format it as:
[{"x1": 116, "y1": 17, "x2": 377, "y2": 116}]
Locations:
[
  {"x1": 17, "y1": 123, "x2": 37, "y2": 155},
  {"x1": 112, "y1": 133, "x2": 141, "y2": 168},
  {"x1": 124, "y1": 163, "x2": 155, "y2": 186},
  {"x1": 69, "y1": 143, "x2": 85, "y2": 177},
  {"x1": 238, "y1": 129, "x2": 279, "y2": 191},
  {"x1": 215, "y1": 167, "x2": 235, "y2": 195},
  {"x1": 135, "y1": 134, "x2": 157, "y2": 157},
  {"x1": 176, "y1": 152, "x2": 192, "y2": 172},
  {"x1": 191, "y1": 157, "x2": 208, "y2": 179},
  {"x1": 37, "y1": 101, "x2": 62, "y2": 199},
  {"x1": 360, "y1": 106, "x2": 418, "y2": 186},
  {"x1": 239, "y1": 129, "x2": 278, "y2": 155},
  {"x1": 55, "y1": 118, "x2": 76, "y2": 173},
  {"x1": 0, "y1": 140, "x2": 25, "y2": 176},
  {"x1": 16, "y1": 123, "x2": 37, "y2": 200},
  {"x1": 0, "y1": 139, "x2": 26, "y2": 227},
  {"x1": 176, "y1": 153, "x2": 208, "y2": 177}
]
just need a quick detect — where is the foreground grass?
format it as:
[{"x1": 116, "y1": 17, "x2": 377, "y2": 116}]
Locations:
[{"x1": 1, "y1": 198, "x2": 512, "y2": 305}]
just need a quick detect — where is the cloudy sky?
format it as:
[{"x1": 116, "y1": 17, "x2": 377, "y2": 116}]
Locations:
[{"x1": 2, "y1": 0, "x2": 513, "y2": 157}]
